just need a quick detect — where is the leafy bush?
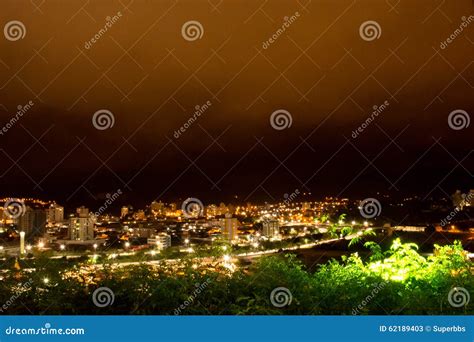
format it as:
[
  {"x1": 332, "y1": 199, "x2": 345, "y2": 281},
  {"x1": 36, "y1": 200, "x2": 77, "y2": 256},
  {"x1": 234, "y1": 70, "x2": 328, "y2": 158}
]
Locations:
[{"x1": 0, "y1": 239, "x2": 472, "y2": 315}]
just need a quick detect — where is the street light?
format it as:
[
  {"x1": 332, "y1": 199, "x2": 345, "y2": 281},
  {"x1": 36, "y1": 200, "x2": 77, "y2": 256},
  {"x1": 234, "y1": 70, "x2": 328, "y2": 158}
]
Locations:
[
  {"x1": 124, "y1": 242, "x2": 130, "y2": 249},
  {"x1": 59, "y1": 244, "x2": 66, "y2": 251},
  {"x1": 93, "y1": 243, "x2": 98, "y2": 250},
  {"x1": 38, "y1": 242, "x2": 45, "y2": 249}
]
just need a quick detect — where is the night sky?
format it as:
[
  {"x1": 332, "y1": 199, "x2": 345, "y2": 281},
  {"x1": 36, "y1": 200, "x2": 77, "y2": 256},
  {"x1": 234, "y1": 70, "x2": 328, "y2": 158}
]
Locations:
[{"x1": 0, "y1": 0, "x2": 473, "y2": 209}]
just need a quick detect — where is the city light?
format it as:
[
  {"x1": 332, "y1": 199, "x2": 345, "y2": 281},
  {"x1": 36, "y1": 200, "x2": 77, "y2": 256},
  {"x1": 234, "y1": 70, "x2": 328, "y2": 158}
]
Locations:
[{"x1": 60, "y1": 244, "x2": 66, "y2": 250}]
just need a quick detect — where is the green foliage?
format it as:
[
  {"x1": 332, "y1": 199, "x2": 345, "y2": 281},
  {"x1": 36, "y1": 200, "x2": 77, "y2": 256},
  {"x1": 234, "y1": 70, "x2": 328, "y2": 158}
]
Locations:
[{"x1": 0, "y1": 240, "x2": 472, "y2": 315}]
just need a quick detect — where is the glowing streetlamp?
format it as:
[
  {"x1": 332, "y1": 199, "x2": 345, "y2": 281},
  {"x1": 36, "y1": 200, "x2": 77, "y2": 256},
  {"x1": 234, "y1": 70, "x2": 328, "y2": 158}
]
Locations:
[
  {"x1": 60, "y1": 244, "x2": 66, "y2": 251},
  {"x1": 124, "y1": 242, "x2": 130, "y2": 249}
]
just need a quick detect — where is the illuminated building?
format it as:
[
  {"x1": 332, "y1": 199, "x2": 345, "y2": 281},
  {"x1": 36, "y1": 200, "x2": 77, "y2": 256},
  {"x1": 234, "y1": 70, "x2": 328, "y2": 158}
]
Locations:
[
  {"x1": 147, "y1": 233, "x2": 171, "y2": 249},
  {"x1": 47, "y1": 203, "x2": 64, "y2": 224},
  {"x1": 18, "y1": 207, "x2": 47, "y2": 240},
  {"x1": 220, "y1": 213, "x2": 238, "y2": 241},
  {"x1": 150, "y1": 201, "x2": 165, "y2": 215},
  {"x1": 69, "y1": 207, "x2": 95, "y2": 241},
  {"x1": 262, "y1": 219, "x2": 280, "y2": 238},
  {"x1": 121, "y1": 206, "x2": 130, "y2": 218}
]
